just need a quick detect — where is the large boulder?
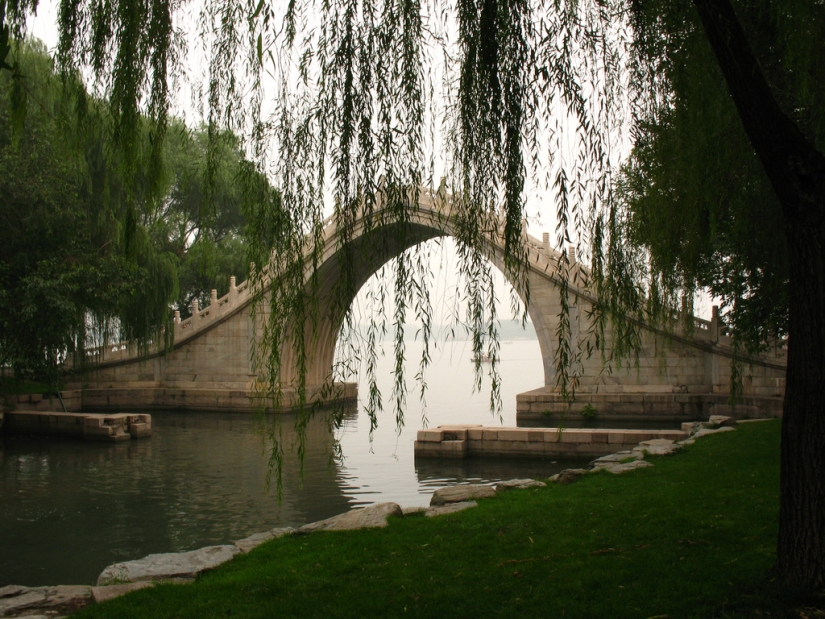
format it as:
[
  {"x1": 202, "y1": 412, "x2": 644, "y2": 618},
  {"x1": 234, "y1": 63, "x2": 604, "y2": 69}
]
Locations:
[
  {"x1": 551, "y1": 468, "x2": 589, "y2": 485},
  {"x1": 495, "y1": 479, "x2": 547, "y2": 491},
  {"x1": 683, "y1": 416, "x2": 737, "y2": 439},
  {"x1": 692, "y1": 426, "x2": 736, "y2": 440},
  {"x1": 708, "y1": 415, "x2": 736, "y2": 428},
  {"x1": 234, "y1": 527, "x2": 294, "y2": 553},
  {"x1": 297, "y1": 503, "x2": 403, "y2": 533},
  {"x1": 91, "y1": 582, "x2": 154, "y2": 604},
  {"x1": 590, "y1": 451, "x2": 642, "y2": 469},
  {"x1": 96, "y1": 545, "x2": 240, "y2": 585},
  {"x1": 430, "y1": 484, "x2": 496, "y2": 506},
  {"x1": 603, "y1": 460, "x2": 654, "y2": 474},
  {"x1": 425, "y1": 501, "x2": 478, "y2": 517},
  {"x1": 632, "y1": 439, "x2": 682, "y2": 457},
  {"x1": 681, "y1": 421, "x2": 702, "y2": 434}
]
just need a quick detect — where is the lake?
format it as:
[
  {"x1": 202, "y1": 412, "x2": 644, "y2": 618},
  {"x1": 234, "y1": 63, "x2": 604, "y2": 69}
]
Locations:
[{"x1": 1, "y1": 338, "x2": 579, "y2": 587}]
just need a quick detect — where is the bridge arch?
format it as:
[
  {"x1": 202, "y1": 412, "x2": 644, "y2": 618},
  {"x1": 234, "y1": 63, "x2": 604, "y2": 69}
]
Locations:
[{"x1": 278, "y1": 189, "x2": 555, "y2": 389}]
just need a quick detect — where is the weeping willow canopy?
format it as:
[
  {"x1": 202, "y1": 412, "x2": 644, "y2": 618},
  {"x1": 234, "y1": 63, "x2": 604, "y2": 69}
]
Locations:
[
  {"x1": 2, "y1": 0, "x2": 816, "y2": 475},
  {"x1": 7, "y1": 0, "x2": 825, "y2": 590}
]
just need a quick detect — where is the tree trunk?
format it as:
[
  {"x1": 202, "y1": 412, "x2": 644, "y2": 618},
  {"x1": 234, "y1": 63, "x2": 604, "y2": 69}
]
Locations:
[
  {"x1": 780, "y1": 215, "x2": 825, "y2": 589},
  {"x1": 691, "y1": 0, "x2": 825, "y2": 590}
]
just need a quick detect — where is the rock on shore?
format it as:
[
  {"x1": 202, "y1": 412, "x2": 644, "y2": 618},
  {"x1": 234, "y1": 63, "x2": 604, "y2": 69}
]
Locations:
[
  {"x1": 0, "y1": 584, "x2": 91, "y2": 618},
  {"x1": 297, "y1": 503, "x2": 403, "y2": 533},
  {"x1": 97, "y1": 545, "x2": 240, "y2": 586},
  {"x1": 430, "y1": 484, "x2": 497, "y2": 506}
]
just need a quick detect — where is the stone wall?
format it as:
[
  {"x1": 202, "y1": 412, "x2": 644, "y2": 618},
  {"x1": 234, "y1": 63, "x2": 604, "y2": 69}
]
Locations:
[
  {"x1": 79, "y1": 307, "x2": 254, "y2": 390},
  {"x1": 6, "y1": 390, "x2": 83, "y2": 413},
  {"x1": 3, "y1": 411, "x2": 151, "y2": 440},
  {"x1": 79, "y1": 382, "x2": 357, "y2": 413}
]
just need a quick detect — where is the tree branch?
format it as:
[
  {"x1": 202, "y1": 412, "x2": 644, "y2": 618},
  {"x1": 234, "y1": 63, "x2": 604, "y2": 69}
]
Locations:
[{"x1": 691, "y1": 0, "x2": 825, "y2": 224}]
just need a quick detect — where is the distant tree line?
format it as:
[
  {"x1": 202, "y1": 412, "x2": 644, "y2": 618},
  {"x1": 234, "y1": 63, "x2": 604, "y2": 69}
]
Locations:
[{"x1": 0, "y1": 40, "x2": 276, "y2": 386}]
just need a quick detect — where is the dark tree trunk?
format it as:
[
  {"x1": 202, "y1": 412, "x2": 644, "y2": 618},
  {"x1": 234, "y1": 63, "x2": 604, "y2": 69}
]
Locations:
[{"x1": 691, "y1": 0, "x2": 825, "y2": 590}]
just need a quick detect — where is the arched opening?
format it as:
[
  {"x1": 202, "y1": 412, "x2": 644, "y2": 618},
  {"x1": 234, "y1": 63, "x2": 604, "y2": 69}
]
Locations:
[
  {"x1": 324, "y1": 236, "x2": 547, "y2": 507},
  {"x1": 331, "y1": 236, "x2": 545, "y2": 428},
  {"x1": 275, "y1": 197, "x2": 555, "y2": 401}
]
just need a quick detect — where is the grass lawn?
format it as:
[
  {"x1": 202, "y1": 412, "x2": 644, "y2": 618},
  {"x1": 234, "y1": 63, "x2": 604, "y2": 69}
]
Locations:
[{"x1": 73, "y1": 420, "x2": 822, "y2": 618}]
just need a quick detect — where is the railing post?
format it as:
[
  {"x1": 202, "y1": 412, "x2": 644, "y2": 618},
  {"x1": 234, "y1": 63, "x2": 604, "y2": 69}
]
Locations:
[
  {"x1": 211, "y1": 289, "x2": 218, "y2": 306},
  {"x1": 567, "y1": 246, "x2": 576, "y2": 265},
  {"x1": 192, "y1": 299, "x2": 199, "y2": 320},
  {"x1": 174, "y1": 310, "x2": 180, "y2": 324},
  {"x1": 230, "y1": 276, "x2": 237, "y2": 295},
  {"x1": 542, "y1": 232, "x2": 550, "y2": 253}
]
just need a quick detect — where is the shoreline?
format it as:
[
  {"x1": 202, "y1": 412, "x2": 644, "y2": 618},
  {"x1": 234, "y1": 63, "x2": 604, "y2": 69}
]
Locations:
[{"x1": 0, "y1": 415, "x2": 747, "y2": 618}]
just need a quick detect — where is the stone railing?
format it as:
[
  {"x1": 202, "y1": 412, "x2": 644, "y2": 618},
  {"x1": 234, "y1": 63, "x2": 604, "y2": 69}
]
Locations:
[
  {"x1": 81, "y1": 274, "x2": 254, "y2": 366},
  {"x1": 174, "y1": 274, "x2": 253, "y2": 334},
  {"x1": 524, "y1": 236, "x2": 787, "y2": 364},
  {"x1": 688, "y1": 308, "x2": 787, "y2": 360}
]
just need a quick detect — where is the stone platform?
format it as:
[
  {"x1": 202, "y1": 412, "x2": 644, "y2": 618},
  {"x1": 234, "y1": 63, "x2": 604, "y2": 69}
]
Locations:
[
  {"x1": 414, "y1": 424, "x2": 688, "y2": 459},
  {"x1": 2, "y1": 411, "x2": 152, "y2": 441}
]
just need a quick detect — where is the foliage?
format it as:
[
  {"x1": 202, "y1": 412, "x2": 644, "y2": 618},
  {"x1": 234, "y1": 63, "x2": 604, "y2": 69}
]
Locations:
[
  {"x1": 0, "y1": 376, "x2": 58, "y2": 395},
  {"x1": 0, "y1": 41, "x2": 258, "y2": 383},
  {"x1": 0, "y1": 42, "x2": 152, "y2": 384},
  {"x1": 0, "y1": 1, "x2": 13, "y2": 72},
  {"x1": 150, "y1": 126, "x2": 250, "y2": 315},
  {"x1": 20, "y1": 0, "x2": 627, "y2": 478},
  {"x1": 581, "y1": 402, "x2": 596, "y2": 419},
  {"x1": 69, "y1": 422, "x2": 801, "y2": 619},
  {"x1": 599, "y1": 0, "x2": 824, "y2": 352}
]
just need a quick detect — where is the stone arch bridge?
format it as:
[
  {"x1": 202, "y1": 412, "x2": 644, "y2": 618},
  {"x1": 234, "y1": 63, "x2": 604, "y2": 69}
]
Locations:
[{"x1": 73, "y1": 188, "x2": 787, "y2": 422}]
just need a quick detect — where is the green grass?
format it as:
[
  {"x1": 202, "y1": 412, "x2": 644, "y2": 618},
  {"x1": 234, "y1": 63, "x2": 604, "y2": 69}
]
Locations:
[{"x1": 73, "y1": 421, "x2": 821, "y2": 618}]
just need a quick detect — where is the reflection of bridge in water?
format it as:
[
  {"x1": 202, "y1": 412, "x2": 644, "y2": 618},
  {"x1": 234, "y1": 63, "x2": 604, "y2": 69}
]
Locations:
[{"x1": 73, "y1": 187, "x2": 787, "y2": 421}]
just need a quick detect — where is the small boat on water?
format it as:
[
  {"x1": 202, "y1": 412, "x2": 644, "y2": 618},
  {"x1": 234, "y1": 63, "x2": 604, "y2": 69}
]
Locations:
[{"x1": 471, "y1": 353, "x2": 494, "y2": 363}]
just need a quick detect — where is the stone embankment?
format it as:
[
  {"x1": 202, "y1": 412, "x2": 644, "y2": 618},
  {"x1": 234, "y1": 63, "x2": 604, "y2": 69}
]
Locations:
[
  {"x1": 516, "y1": 386, "x2": 784, "y2": 424},
  {"x1": 1, "y1": 411, "x2": 151, "y2": 441},
  {"x1": 5, "y1": 392, "x2": 83, "y2": 413},
  {"x1": 0, "y1": 415, "x2": 738, "y2": 619}
]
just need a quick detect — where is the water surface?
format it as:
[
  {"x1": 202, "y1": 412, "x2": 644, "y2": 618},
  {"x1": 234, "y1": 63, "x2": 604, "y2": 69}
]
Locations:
[{"x1": 1, "y1": 339, "x2": 583, "y2": 586}]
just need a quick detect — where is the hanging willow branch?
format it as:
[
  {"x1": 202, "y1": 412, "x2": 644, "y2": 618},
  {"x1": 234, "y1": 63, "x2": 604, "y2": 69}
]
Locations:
[{"x1": 28, "y1": 0, "x2": 630, "y2": 486}]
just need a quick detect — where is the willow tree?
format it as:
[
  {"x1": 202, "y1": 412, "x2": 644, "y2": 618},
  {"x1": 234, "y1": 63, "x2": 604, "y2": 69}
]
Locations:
[
  {"x1": 617, "y1": 0, "x2": 825, "y2": 590},
  {"x1": 0, "y1": 38, "x2": 180, "y2": 384},
  {"x1": 4, "y1": 0, "x2": 823, "y2": 589}
]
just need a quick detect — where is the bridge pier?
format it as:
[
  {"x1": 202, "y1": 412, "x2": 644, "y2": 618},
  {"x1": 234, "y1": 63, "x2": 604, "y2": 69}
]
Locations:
[
  {"x1": 515, "y1": 386, "x2": 783, "y2": 426},
  {"x1": 74, "y1": 382, "x2": 357, "y2": 414}
]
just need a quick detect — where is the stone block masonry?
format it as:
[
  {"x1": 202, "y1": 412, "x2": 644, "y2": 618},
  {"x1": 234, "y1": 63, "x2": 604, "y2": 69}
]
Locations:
[
  {"x1": 3, "y1": 411, "x2": 152, "y2": 441},
  {"x1": 77, "y1": 382, "x2": 357, "y2": 414},
  {"x1": 515, "y1": 386, "x2": 783, "y2": 424},
  {"x1": 414, "y1": 424, "x2": 687, "y2": 459},
  {"x1": 8, "y1": 390, "x2": 83, "y2": 413}
]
